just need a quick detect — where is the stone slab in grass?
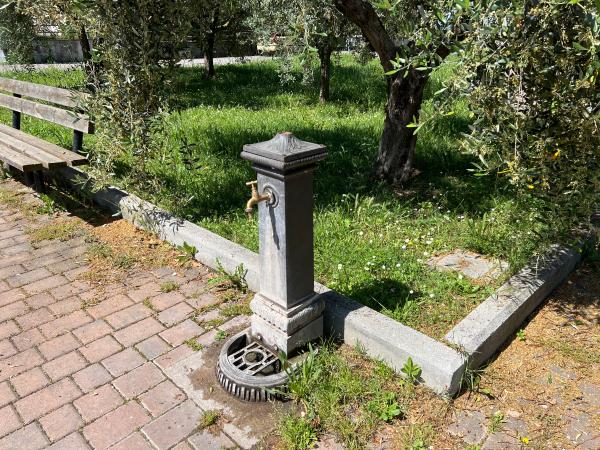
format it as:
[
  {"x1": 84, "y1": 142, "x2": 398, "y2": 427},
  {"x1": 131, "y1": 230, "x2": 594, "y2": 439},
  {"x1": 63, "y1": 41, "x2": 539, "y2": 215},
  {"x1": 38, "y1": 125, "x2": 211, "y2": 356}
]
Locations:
[{"x1": 428, "y1": 250, "x2": 509, "y2": 280}]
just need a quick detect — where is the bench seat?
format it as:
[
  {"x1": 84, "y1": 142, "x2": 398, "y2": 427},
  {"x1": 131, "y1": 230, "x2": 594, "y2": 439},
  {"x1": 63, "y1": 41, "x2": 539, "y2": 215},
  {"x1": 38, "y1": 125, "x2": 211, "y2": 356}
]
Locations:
[{"x1": 0, "y1": 123, "x2": 88, "y2": 172}]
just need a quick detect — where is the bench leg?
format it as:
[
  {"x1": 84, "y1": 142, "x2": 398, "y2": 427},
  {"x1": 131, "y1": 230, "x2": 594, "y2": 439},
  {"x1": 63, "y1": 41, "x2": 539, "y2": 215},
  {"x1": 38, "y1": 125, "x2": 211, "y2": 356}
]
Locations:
[
  {"x1": 25, "y1": 171, "x2": 35, "y2": 187},
  {"x1": 33, "y1": 171, "x2": 46, "y2": 193}
]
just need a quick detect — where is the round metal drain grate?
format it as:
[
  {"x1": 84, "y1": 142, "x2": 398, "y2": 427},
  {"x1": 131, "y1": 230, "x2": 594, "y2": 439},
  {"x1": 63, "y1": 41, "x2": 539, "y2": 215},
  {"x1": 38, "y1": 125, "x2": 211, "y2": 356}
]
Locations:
[{"x1": 216, "y1": 329, "x2": 289, "y2": 402}]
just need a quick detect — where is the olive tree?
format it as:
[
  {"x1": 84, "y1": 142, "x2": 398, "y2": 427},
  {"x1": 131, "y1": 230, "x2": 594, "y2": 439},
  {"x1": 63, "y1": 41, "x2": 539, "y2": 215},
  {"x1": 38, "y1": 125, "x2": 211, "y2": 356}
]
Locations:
[
  {"x1": 463, "y1": 0, "x2": 600, "y2": 215},
  {"x1": 188, "y1": 0, "x2": 249, "y2": 78},
  {"x1": 334, "y1": 0, "x2": 470, "y2": 184},
  {"x1": 250, "y1": 0, "x2": 354, "y2": 102}
]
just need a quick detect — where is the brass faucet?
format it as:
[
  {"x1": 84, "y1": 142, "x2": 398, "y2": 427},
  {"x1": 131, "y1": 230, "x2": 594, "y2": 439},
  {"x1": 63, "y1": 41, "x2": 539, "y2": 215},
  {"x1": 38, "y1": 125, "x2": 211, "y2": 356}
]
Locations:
[{"x1": 245, "y1": 181, "x2": 272, "y2": 219}]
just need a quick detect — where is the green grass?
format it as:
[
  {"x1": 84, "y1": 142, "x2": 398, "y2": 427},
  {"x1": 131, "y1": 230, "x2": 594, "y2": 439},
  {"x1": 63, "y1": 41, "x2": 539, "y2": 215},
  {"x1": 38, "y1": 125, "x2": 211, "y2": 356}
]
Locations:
[{"x1": 0, "y1": 56, "x2": 555, "y2": 338}]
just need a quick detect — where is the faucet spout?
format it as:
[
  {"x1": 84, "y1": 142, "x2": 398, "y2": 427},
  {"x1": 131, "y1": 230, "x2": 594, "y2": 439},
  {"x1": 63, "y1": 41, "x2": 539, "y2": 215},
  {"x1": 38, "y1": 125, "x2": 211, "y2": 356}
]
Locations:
[{"x1": 245, "y1": 181, "x2": 271, "y2": 219}]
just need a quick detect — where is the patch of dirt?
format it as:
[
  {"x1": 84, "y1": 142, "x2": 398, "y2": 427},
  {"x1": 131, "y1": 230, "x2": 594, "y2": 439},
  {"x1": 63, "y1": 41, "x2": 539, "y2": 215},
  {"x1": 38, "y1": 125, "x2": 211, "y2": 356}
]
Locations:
[{"x1": 385, "y1": 263, "x2": 600, "y2": 450}]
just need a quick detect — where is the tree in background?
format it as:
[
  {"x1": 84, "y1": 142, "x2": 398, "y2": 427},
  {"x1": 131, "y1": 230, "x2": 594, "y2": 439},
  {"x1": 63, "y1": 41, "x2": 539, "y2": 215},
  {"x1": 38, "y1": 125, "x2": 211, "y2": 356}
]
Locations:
[
  {"x1": 334, "y1": 0, "x2": 470, "y2": 185},
  {"x1": 462, "y1": 0, "x2": 600, "y2": 217},
  {"x1": 250, "y1": 0, "x2": 354, "y2": 102},
  {"x1": 188, "y1": 0, "x2": 249, "y2": 78},
  {"x1": 0, "y1": 1, "x2": 36, "y2": 64}
]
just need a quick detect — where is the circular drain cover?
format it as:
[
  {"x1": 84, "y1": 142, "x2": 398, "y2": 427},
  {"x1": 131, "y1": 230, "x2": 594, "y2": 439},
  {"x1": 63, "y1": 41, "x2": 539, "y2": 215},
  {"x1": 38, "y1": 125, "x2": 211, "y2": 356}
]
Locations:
[{"x1": 216, "y1": 329, "x2": 288, "y2": 402}]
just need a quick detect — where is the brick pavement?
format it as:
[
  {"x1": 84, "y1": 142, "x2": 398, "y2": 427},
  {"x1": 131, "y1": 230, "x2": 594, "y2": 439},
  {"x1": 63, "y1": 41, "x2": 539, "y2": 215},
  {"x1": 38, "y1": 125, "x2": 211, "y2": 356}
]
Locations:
[{"x1": 0, "y1": 181, "x2": 254, "y2": 449}]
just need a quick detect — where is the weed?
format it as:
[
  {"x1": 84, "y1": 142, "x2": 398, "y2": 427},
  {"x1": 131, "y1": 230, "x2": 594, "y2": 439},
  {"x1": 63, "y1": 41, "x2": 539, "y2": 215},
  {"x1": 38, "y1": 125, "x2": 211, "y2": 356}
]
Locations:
[
  {"x1": 460, "y1": 364, "x2": 492, "y2": 397},
  {"x1": 401, "y1": 357, "x2": 422, "y2": 384},
  {"x1": 517, "y1": 329, "x2": 526, "y2": 341},
  {"x1": 36, "y1": 193, "x2": 64, "y2": 215},
  {"x1": 81, "y1": 298, "x2": 101, "y2": 309},
  {"x1": 399, "y1": 423, "x2": 436, "y2": 450},
  {"x1": 176, "y1": 241, "x2": 197, "y2": 263},
  {"x1": 210, "y1": 260, "x2": 248, "y2": 293},
  {"x1": 142, "y1": 298, "x2": 158, "y2": 312},
  {"x1": 367, "y1": 391, "x2": 404, "y2": 422},
  {"x1": 219, "y1": 301, "x2": 251, "y2": 318},
  {"x1": 184, "y1": 338, "x2": 204, "y2": 351},
  {"x1": 279, "y1": 415, "x2": 317, "y2": 450},
  {"x1": 488, "y1": 411, "x2": 505, "y2": 433},
  {"x1": 27, "y1": 220, "x2": 85, "y2": 243},
  {"x1": 215, "y1": 330, "x2": 229, "y2": 341},
  {"x1": 113, "y1": 253, "x2": 136, "y2": 269},
  {"x1": 198, "y1": 410, "x2": 220, "y2": 430},
  {"x1": 203, "y1": 318, "x2": 226, "y2": 329},
  {"x1": 465, "y1": 446, "x2": 482, "y2": 450},
  {"x1": 160, "y1": 281, "x2": 179, "y2": 293},
  {"x1": 87, "y1": 241, "x2": 113, "y2": 259}
]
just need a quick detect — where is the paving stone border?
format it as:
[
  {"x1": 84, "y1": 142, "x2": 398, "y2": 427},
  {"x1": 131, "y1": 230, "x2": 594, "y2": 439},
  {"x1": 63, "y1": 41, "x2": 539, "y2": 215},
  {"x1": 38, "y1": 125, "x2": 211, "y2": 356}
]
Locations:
[{"x1": 54, "y1": 167, "x2": 599, "y2": 395}]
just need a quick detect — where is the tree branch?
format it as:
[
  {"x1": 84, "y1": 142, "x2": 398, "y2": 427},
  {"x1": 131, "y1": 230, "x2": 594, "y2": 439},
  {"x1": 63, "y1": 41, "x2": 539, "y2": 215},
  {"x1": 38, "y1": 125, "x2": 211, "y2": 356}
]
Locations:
[{"x1": 333, "y1": 0, "x2": 397, "y2": 71}]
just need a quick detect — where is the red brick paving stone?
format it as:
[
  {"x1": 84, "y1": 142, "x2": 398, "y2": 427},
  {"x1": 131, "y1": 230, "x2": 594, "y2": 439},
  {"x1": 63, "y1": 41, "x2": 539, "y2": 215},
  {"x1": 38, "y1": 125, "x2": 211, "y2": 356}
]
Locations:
[
  {"x1": 63, "y1": 265, "x2": 89, "y2": 281},
  {"x1": 14, "y1": 307, "x2": 54, "y2": 330},
  {"x1": 0, "y1": 348, "x2": 44, "y2": 382},
  {"x1": 43, "y1": 351, "x2": 88, "y2": 381},
  {"x1": 0, "y1": 339, "x2": 16, "y2": 359},
  {"x1": 23, "y1": 274, "x2": 69, "y2": 295},
  {"x1": 0, "y1": 280, "x2": 9, "y2": 293},
  {"x1": 108, "y1": 432, "x2": 154, "y2": 450},
  {"x1": 74, "y1": 384, "x2": 124, "y2": 423},
  {"x1": 112, "y1": 362, "x2": 165, "y2": 400},
  {"x1": 127, "y1": 282, "x2": 163, "y2": 303},
  {"x1": 79, "y1": 335, "x2": 122, "y2": 364},
  {"x1": 47, "y1": 257, "x2": 82, "y2": 275},
  {"x1": 0, "y1": 405, "x2": 20, "y2": 438},
  {"x1": 0, "y1": 320, "x2": 18, "y2": 340},
  {"x1": 73, "y1": 319, "x2": 113, "y2": 345},
  {"x1": 0, "y1": 288, "x2": 26, "y2": 308},
  {"x1": 218, "y1": 315, "x2": 248, "y2": 333},
  {"x1": 135, "y1": 335, "x2": 170, "y2": 360},
  {"x1": 38, "y1": 332, "x2": 80, "y2": 360},
  {"x1": 142, "y1": 399, "x2": 203, "y2": 450},
  {"x1": 188, "y1": 430, "x2": 237, "y2": 450},
  {"x1": 172, "y1": 441, "x2": 194, "y2": 450},
  {"x1": 150, "y1": 291, "x2": 187, "y2": 312},
  {"x1": 194, "y1": 329, "x2": 219, "y2": 347},
  {"x1": 39, "y1": 310, "x2": 93, "y2": 338},
  {"x1": 73, "y1": 363, "x2": 113, "y2": 393},
  {"x1": 86, "y1": 294, "x2": 134, "y2": 320},
  {"x1": 6, "y1": 267, "x2": 52, "y2": 288},
  {"x1": 0, "y1": 422, "x2": 49, "y2": 449},
  {"x1": 50, "y1": 280, "x2": 91, "y2": 300},
  {"x1": 102, "y1": 348, "x2": 145, "y2": 377},
  {"x1": 139, "y1": 380, "x2": 185, "y2": 418},
  {"x1": 0, "y1": 300, "x2": 28, "y2": 322},
  {"x1": 10, "y1": 367, "x2": 49, "y2": 397},
  {"x1": 0, "y1": 264, "x2": 24, "y2": 280},
  {"x1": 83, "y1": 402, "x2": 151, "y2": 449},
  {"x1": 185, "y1": 292, "x2": 220, "y2": 310},
  {"x1": 105, "y1": 303, "x2": 152, "y2": 330},
  {"x1": 23, "y1": 292, "x2": 55, "y2": 309},
  {"x1": 0, "y1": 382, "x2": 16, "y2": 407},
  {"x1": 155, "y1": 345, "x2": 194, "y2": 370},
  {"x1": 39, "y1": 404, "x2": 83, "y2": 442},
  {"x1": 11, "y1": 327, "x2": 45, "y2": 351},
  {"x1": 14, "y1": 378, "x2": 81, "y2": 423},
  {"x1": 47, "y1": 296, "x2": 82, "y2": 316},
  {"x1": 159, "y1": 319, "x2": 203, "y2": 347},
  {"x1": 113, "y1": 317, "x2": 164, "y2": 347},
  {"x1": 48, "y1": 432, "x2": 91, "y2": 449},
  {"x1": 157, "y1": 302, "x2": 193, "y2": 327}
]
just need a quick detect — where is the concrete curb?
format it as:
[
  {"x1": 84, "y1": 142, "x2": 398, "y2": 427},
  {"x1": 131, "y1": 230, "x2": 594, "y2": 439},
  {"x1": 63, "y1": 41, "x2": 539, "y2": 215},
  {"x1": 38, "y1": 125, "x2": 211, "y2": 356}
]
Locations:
[{"x1": 54, "y1": 166, "x2": 596, "y2": 396}]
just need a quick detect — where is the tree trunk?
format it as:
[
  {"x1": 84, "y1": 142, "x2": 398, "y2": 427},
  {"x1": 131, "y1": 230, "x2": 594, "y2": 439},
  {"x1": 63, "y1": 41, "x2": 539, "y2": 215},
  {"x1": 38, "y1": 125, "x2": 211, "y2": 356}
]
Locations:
[
  {"x1": 318, "y1": 47, "x2": 332, "y2": 103},
  {"x1": 375, "y1": 70, "x2": 429, "y2": 185},
  {"x1": 79, "y1": 25, "x2": 96, "y2": 92},
  {"x1": 203, "y1": 33, "x2": 215, "y2": 78}
]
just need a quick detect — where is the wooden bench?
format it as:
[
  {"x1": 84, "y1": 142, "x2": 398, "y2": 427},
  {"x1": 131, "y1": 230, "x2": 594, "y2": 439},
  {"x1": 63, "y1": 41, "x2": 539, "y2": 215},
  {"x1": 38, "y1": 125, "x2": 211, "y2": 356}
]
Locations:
[{"x1": 0, "y1": 77, "x2": 92, "y2": 192}]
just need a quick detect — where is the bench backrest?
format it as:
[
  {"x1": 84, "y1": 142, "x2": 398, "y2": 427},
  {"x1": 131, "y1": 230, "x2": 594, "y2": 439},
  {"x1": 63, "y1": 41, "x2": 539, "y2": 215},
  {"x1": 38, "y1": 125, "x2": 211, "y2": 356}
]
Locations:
[{"x1": 0, "y1": 78, "x2": 94, "y2": 134}]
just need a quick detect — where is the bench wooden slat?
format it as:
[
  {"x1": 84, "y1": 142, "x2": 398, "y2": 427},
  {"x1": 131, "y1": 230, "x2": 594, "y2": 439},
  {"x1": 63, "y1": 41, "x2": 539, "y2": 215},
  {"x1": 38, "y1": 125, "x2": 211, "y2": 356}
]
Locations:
[
  {"x1": 0, "y1": 124, "x2": 88, "y2": 167},
  {"x1": 0, "y1": 142, "x2": 43, "y2": 172},
  {"x1": 0, "y1": 93, "x2": 93, "y2": 134},
  {"x1": 0, "y1": 129, "x2": 67, "y2": 169},
  {"x1": 0, "y1": 78, "x2": 89, "y2": 109}
]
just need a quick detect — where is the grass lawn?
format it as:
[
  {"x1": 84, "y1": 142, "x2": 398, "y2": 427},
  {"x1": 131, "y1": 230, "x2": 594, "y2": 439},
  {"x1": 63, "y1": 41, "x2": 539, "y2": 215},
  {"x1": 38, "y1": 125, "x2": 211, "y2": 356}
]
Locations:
[{"x1": 0, "y1": 56, "x2": 554, "y2": 339}]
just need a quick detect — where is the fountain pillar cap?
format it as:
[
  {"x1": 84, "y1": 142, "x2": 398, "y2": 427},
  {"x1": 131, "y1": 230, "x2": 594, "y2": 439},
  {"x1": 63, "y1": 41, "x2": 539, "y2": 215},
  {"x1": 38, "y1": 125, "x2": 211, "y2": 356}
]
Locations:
[{"x1": 241, "y1": 132, "x2": 327, "y2": 173}]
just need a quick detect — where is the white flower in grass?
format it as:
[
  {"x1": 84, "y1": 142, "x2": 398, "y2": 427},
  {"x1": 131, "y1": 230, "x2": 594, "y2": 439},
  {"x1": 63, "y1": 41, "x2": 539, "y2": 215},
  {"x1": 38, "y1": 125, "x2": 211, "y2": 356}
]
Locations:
[
  {"x1": 423, "y1": 252, "x2": 429, "y2": 257},
  {"x1": 429, "y1": 293, "x2": 435, "y2": 298},
  {"x1": 409, "y1": 290, "x2": 414, "y2": 294},
  {"x1": 458, "y1": 274, "x2": 464, "y2": 280},
  {"x1": 405, "y1": 238, "x2": 410, "y2": 243},
  {"x1": 337, "y1": 264, "x2": 343, "y2": 270},
  {"x1": 381, "y1": 265, "x2": 387, "y2": 270},
  {"x1": 401, "y1": 245, "x2": 407, "y2": 250},
  {"x1": 396, "y1": 263, "x2": 401, "y2": 268},
  {"x1": 358, "y1": 231, "x2": 364, "y2": 236},
  {"x1": 417, "y1": 258, "x2": 423, "y2": 263}
]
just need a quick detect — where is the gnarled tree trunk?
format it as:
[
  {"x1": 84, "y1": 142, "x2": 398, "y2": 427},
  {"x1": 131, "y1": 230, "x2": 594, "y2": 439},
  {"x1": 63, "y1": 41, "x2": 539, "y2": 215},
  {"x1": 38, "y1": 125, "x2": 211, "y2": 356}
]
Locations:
[
  {"x1": 203, "y1": 32, "x2": 215, "y2": 78},
  {"x1": 376, "y1": 70, "x2": 428, "y2": 184}
]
